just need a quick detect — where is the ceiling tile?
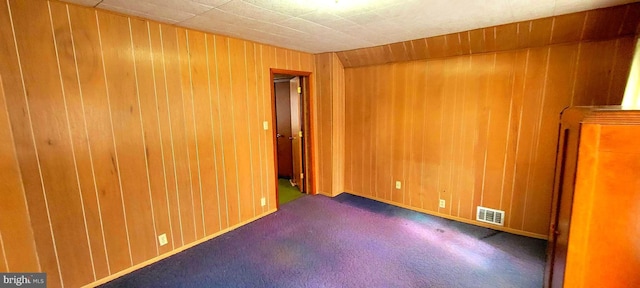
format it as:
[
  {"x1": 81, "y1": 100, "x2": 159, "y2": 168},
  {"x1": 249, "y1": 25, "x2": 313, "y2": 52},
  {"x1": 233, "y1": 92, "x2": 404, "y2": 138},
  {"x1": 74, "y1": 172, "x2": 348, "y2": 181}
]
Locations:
[
  {"x1": 278, "y1": 17, "x2": 335, "y2": 35},
  {"x1": 99, "y1": 3, "x2": 180, "y2": 23},
  {"x1": 146, "y1": 0, "x2": 214, "y2": 14},
  {"x1": 242, "y1": 0, "x2": 319, "y2": 17},
  {"x1": 217, "y1": 0, "x2": 292, "y2": 23},
  {"x1": 190, "y1": 0, "x2": 232, "y2": 8}
]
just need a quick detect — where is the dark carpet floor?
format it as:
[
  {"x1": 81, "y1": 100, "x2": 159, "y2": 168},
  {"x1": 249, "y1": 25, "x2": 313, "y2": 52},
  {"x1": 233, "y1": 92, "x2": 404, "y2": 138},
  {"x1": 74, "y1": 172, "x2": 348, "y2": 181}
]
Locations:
[{"x1": 100, "y1": 193, "x2": 547, "y2": 288}]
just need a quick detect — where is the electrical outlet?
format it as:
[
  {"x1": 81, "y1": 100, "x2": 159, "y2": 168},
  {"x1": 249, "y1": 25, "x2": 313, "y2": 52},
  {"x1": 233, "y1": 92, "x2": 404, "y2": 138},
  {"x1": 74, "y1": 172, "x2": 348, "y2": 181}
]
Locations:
[
  {"x1": 439, "y1": 199, "x2": 446, "y2": 208},
  {"x1": 263, "y1": 121, "x2": 269, "y2": 130},
  {"x1": 158, "y1": 234, "x2": 168, "y2": 246},
  {"x1": 395, "y1": 181, "x2": 401, "y2": 189},
  {"x1": 261, "y1": 197, "x2": 266, "y2": 207}
]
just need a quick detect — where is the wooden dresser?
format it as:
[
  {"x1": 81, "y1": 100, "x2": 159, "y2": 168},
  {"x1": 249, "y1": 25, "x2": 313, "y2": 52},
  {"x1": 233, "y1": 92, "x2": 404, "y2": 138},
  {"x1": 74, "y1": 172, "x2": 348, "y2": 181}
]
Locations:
[{"x1": 545, "y1": 106, "x2": 640, "y2": 287}]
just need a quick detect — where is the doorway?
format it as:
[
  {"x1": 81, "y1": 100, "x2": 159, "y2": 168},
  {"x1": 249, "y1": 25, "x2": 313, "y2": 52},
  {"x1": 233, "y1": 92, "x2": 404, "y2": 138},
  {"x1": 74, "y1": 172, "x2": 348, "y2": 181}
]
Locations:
[{"x1": 271, "y1": 69, "x2": 313, "y2": 207}]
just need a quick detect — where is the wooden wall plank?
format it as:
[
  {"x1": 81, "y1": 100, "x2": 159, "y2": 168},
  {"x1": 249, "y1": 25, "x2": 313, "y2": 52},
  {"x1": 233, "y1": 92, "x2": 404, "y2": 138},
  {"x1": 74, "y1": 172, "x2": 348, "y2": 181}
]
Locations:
[
  {"x1": 0, "y1": 1, "x2": 60, "y2": 283},
  {"x1": 129, "y1": 17, "x2": 173, "y2": 256},
  {"x1": 608, "y1": 37, "x2": 636, "y2": 104},
  {"x1": 214, "y1": 36, "x2": 241, "y2": 226},
  {"x1": 97, "y1": 10, "x2": 157, "y2": 265},
  {"x1": 49, "y1": 1, "x2": 110, "y2": 279},
  {"x1": 206, "y1": 34, "x2": 230, "y2": 229},
  {"x1": 159, "y1": 24, "x2": 196, "y2": 245},
  {"x1": 262, "y1": 44, "x2": 277, "y2": 210},
  {"x1": 551, "y1": 12, "x2": 586, "y2": 44},
  {"x1": 67, "y1": 5, "x2": 131, "y2": 274},
  {"x1": 188, "y1": 30, "x2": 222, "y2": 236},
  {"x1": 245, "y1": 42, "x2": 263, "y2": 215},
  {"x1": 149, "y1": 22, "x2": 180, "y2": 250},
  {"x1": 228, "y1": 38, "x2": 255, "y2": 222},
  {"x1": 330, "y1": 53, "x2": 345, "y2": 197},
  {"x1": 315, "y1": 53, "x2": 332, "y2": 195},
  {"x1": 11, "y1": 1, "x2": 94, "y2": 286},
  {"x1": 361, "y1": 65, "x2": 373, "y2": 197},
  {"x1": 406, "y1": 61, "x2": 424, "y2": 208},
  {"x1": 177, "y1": 28, "x2": 204, "y2": 240},
  {"x1": 0, "y1": 76, "x2": 40, "y2": 273}
]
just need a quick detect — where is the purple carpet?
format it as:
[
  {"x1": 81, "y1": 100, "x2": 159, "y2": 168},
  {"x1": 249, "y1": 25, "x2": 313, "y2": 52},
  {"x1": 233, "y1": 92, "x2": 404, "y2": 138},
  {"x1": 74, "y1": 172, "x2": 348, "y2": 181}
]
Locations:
[{"x1": 100, "y1": 193, "x2": 547, "y2": 288}]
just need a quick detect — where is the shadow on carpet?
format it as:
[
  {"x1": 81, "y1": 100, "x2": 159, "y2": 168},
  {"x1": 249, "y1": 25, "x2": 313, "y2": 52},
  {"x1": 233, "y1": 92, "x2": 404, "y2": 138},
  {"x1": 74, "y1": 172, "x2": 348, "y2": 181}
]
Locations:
[{"x1": 101, "y1": 193, "x2": 547, "y2": 288}]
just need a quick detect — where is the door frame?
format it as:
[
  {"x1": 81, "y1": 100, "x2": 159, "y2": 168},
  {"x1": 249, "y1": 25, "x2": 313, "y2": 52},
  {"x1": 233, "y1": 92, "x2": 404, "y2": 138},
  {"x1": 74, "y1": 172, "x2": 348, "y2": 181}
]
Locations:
[{"x1": 270, "y1": 68, "x2": 316, "y2": 209}]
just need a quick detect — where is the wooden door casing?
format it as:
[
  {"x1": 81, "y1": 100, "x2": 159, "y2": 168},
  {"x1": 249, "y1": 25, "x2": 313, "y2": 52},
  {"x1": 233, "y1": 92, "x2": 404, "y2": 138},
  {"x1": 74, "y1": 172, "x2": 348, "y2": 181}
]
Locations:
[{"x1": 290, "y1": 77, "x2": 304, "y2": 191}]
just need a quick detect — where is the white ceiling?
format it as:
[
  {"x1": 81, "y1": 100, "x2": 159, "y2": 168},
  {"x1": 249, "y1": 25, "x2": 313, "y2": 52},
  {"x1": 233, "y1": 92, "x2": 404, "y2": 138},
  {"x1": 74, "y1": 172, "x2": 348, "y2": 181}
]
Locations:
[{"x1": 62, "y1": 0, "x2": 637, "y2": 53}]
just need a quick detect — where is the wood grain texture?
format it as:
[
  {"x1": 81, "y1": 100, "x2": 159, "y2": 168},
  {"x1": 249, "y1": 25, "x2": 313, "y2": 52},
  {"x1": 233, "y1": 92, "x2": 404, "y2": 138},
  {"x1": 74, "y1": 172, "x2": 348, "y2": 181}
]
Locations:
[
  {"x1": 0, "y1": 1, "x2": 314, "y2": 287},
  {"x1": 0, "y1": 76, "x2": 40, "y2": 273},
  {"x1": 343, "y1": 37, "x2": 634, "y2": 238},
  {"x1": 336, "y1": 2, "x2": 640, "y2": 68},
  {"x1": 0, "y1": 1, "x2": 61, "y2": 285},
  {"x1": 11, "y1": 1, "x2": 94, "y2": 286},
  {"x1": 564, "y1": 124, "x2": 640, "y2": 287},
  {"x1": 314, "y1": 53, "x2": 345, "y2": 197}
]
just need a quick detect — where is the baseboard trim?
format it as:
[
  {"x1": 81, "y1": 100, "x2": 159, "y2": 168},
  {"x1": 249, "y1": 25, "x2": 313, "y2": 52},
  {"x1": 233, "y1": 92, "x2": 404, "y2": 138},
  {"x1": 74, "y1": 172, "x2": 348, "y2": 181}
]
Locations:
[
  {"x1": 345, "y1": 191, "x2": 548, "y2": 240},
  {"x1": 83, "y1": 208, "x2": 278, "y2": 287}
]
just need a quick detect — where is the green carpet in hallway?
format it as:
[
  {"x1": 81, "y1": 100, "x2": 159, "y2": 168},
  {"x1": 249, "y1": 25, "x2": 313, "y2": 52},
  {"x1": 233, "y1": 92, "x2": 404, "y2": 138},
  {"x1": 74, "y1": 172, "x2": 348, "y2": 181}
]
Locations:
[{"x1": 278, "y1": 178, "x2": 304, "y2": 205}]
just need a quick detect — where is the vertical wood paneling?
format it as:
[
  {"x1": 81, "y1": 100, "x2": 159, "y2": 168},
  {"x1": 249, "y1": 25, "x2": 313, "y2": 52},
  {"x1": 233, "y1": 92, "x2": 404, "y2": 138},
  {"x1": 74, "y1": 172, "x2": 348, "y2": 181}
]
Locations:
[
  {"x1": 176, "y1": 28, "x2": 203, "y2": 240},
  {"x1": 146, "y1": 22, "x2": 177, "y2": 251},
  {"x1": 161, "y1": 25, "x2": 196, "y2": 245},
  {"x1": 188, "y1": 30, "x2": 221, "y2": 235},
  {"x1": 97, "y1": 10, "x2": 157, "y2": 265},
  {"x1": 151, "y1": 23, "x2": 181, "y2": 249},
  {"x1": 330, "y1": 53, "x2": 345, "y2": 197},
  {"x1": 245, "y1": 43, "x2": 263, "y2": 213},
  {"x1": 343, "y1": 36, "x2": 632, "y2": 237},
  {"x1": 48, "y1": 2, "x2": 109, "y2": 279},
  {"x1": 0, "y1": 76, "x2": 40, "y2": 273},
  {"x1": 214, "y1": 36, "x2": 241, "y2": 226},
  {"x1": 314, "y1": 53, "x2": 333, "y2": 195},
  {"x1": 0, "y1": 1, "x2": 60, "y2": 283},
  {"x1": 130, "y1": 18, "x2": 172, "y2": 255},
  {"x1": 262, "y1": 44, "x2": 277, "y2": 210},
  {"x1": 1, "y1": 2, "x2": 315, "y2": 287},
  {"x1": 207, "y1": 35, "x2": 229, "y2": 228},
  {"x1": 11, "y1": 1, "x2": 93, "y2": 286},
  {"x1": 67, "y1": 5, "x2": 131, "y2": 274},
  {"x1": 228, "y1": 38, "x2": 254, "y2": 222}
]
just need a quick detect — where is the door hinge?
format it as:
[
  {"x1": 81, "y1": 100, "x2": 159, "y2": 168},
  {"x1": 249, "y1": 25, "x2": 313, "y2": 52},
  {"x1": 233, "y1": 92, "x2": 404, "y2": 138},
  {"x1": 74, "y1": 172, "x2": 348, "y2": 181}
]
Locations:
[
  {"x1": 300, "y1": 173, "x2": 304, "y2": 179},
  {"x1": 297, "y1": 86, "x2": 301, "y2": 94}
]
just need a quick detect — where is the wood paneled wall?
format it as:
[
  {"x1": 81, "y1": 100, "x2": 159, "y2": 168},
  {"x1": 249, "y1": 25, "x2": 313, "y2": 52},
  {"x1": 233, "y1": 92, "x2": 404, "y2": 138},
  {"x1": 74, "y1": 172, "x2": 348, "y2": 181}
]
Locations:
[
  {"x1": 0, "y1": 1, "x2": 314, "y2": 287},
  {"x1": 343, "y1": 35, "x2": 636, "y2": 238},
  {"x1": 0, "y1": 77, "x2": 40, "y2": 274},
  {"x1": 314, "y1": 53, "x2": 345, "y2": 197},
  {"x1": 337, "y1": 3, "x2": 640, "y2": 68}
]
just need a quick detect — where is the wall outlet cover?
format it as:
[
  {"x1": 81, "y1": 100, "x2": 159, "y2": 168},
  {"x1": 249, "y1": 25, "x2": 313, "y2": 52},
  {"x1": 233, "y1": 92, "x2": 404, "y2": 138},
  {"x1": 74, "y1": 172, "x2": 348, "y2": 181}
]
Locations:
[
  {"x1": 261, "y1": 197, "x2": 266, "y2": 207},
  {"x1": 263, "y1": 121, "x2": 269, "y2": 130},
  {"x1": 395, "y1": 181, "x2": 401, "y2": 189},
  {"x1": 158, "y1": 234, "x2": 168, "y2": 246},
  {"x1": 439, "y1": 199, "x2": 446, "y2": 208}
]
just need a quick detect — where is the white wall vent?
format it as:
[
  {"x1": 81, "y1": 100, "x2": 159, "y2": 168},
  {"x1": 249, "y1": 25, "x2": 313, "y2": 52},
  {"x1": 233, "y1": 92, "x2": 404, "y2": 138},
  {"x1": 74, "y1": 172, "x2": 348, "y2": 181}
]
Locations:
[{"x1": 476, "y1": 206, "x2": 505, "y2": 226}]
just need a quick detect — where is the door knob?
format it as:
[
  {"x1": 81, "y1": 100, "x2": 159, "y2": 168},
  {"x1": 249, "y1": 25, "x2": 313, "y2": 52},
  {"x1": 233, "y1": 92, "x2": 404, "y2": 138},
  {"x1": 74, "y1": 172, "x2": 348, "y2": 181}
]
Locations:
[
  {"x1": 276, "y1": 134, "x2": 283, "y2": 138},
  {"x1": 289, "y1": 136, "x2": 294, "y2": 140}
]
